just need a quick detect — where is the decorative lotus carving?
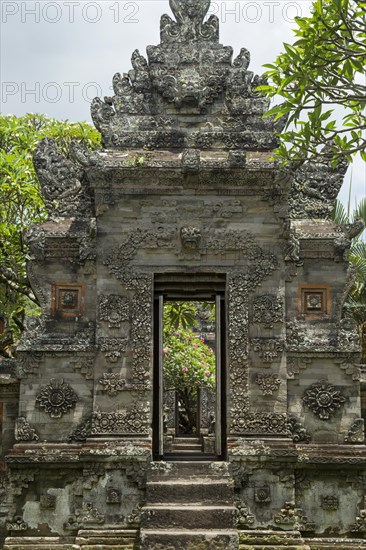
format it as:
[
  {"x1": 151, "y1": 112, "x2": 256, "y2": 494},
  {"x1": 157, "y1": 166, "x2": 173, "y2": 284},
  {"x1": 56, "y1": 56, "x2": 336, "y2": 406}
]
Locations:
[
  {"x1": 36, "y1": 378, "x2": 78, "y2": 418},
  {"x1": 99, "y1": 373, "x2": 126, "y2": 396},
  {"x1": 253, "y1": 295, "x2": 283, "y2": 328},
  {"x1": 302, "y1": 380, "x2": 345, "y2": 420},
  {"x1": 255, "y1": 373, "x2": 280, "y2": 395},
  {"x1": 99, "y1": 295, "x2": 130, "y2": 328}
]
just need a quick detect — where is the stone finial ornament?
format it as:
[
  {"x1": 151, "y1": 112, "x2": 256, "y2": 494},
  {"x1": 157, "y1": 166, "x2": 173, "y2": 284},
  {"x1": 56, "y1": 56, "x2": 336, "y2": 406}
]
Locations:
[
  {"x1": 90, "y1": 0, "x2": 275, "y2": 148},
  {"x1": 162, "y1": 0, "x2": 218, "y2": 43},
  {"x1": 169, "y1": 0, "x2": 210, "y2": 23}
]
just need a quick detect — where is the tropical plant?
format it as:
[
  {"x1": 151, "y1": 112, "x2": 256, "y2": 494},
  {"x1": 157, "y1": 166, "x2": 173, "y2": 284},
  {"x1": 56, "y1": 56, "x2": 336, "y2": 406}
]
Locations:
[
  {"x1": 259, "y1": 0, "x2": 366, "y2": 164},
  {"x1": 333, "y1": 198, "x2": 366, "y2": 361},
  {"x1": 0, "y1": 113, "x2": 101, "y2": 357}
]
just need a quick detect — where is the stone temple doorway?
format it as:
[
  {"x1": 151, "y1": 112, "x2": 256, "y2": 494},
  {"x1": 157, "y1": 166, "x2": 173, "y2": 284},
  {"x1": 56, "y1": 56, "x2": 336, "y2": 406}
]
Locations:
[{"x1": 153, "y1": 274, "x2": 226, "y2": 460}]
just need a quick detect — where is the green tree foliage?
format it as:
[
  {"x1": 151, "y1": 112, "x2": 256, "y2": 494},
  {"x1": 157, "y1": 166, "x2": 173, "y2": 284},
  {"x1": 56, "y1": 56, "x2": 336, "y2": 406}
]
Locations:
[
  {"x1": 260, "y1": 0, "x2": 366, "y2": 164},
  {"x1": 333, "y1": 198, "x2": 366, "y2": 361},
  {"x1": 0, "y1": 114, "x2": 101, "y2": 357}
]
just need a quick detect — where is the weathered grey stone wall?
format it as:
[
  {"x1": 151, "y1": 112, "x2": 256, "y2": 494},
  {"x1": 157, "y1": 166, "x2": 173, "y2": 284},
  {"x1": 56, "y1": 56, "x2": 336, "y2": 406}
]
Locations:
[{"x1": 1, "y1": 0, "x2": 365, "y2": 547}]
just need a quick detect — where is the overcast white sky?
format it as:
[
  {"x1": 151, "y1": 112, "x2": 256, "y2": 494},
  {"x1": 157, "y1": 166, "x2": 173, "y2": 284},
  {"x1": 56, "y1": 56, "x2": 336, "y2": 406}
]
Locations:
[{"x1": 1, "y1": 0, "x2": 365, "y2": 208}]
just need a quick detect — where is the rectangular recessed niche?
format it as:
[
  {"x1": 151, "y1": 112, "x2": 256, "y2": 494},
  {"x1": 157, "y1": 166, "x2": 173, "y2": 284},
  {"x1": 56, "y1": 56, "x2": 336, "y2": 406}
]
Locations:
[
  {"x1": 299, "y1": 285, "x2": 329, "y2": 316},
  {"x1": 51, "y1": 283, "x2": 84, "y2": 319}
]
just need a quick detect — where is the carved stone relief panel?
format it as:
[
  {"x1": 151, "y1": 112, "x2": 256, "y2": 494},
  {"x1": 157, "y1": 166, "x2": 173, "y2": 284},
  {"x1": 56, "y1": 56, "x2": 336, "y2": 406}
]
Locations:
[
  {"x1": 99, "y1": 294, "x2": 130, "y2": 328},
  {"x1": 255, "y1": 485, "x2": 271, "y2": 503},
  {"x1": 15, "y1": 417, "x2": 39, "y2": 442},
  {"x1": 98, "y1": 337, "x2": 128, "y2": 363},
  {"x1": 228, "y1": 273, "x2": 249, "y2": 434},
  {"x1": 345, "y1": 418, "x2": 365, "y2": 444},
  {"x1": 106, "y1": 487, "x2": 121, "y2": 504},
  {"x1": 35, "y1": 378, "x2": 78, "y2": 418},
  {"x1": 91, "y1": 403, "x2": 150, "y2": 435},
  {"x1": 251, "y1": 338, "x2": 285, "y2": 364},
  {"x1": 287, "y1": 416, "x2": 311, "y2": 443},
  {"x1": 40, "y1": 494, "x2": 57, "y2": 510},
  {"x1": 99, "y1": 373, "x2": 126, "y2": 396},
  {"x1": 253, "y1": 294, "x2": 284, "y2": 328},
  {"x1": 287, "y1": 356, "x2": 312, "y2": 379},
  {"x1": 302, "y1": 380, "x2": 346, "y2": 420},
  {"x1": 350, "y1": 497, "x2": 366, "y2": 533},
  {"x1": 70, "y1": 356, "x2": 94, "y2": 379},
  {"x1": 69, "y1": 415, "x2": 92, "y2": 442},
  {"x1": 255, "y1": 373, "x2": 281, "y2": 395},
  {"x1": 17, "y1": 352, "x2": 42, "y2": 377},
  {"x1": 236, "y1": 412, "x2": 289, "y2": 436},
  {"x1": 127, "y1": 273, "x2": 153, "y2": 391},
  {"x1": 320, "y1": 495, "x2": 339, "y2": 511}
]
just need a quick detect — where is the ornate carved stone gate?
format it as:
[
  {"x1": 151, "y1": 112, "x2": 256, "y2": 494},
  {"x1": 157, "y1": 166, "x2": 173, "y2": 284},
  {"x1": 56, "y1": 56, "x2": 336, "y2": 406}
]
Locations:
[{"x1": 0, "y1": 0, "x2": 365, "y2": 548}]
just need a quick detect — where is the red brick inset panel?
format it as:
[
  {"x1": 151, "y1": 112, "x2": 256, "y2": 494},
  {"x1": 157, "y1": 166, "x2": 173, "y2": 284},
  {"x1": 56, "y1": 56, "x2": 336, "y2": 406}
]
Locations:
[
  {"x1": 298, "y1": 285, "x2": 330, "y2": 317},
  {"x1": 51, "y1": 283, "x2": 85, "y2": 319}
]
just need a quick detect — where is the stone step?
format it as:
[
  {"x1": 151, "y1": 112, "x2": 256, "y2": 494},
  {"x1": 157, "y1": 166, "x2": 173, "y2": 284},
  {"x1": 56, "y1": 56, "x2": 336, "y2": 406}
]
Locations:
[
  {"x1": 173, "y1": 437, "x2": 201, "y2": 444},
  {"x1": 305, "y1": 538, "x2": 366, "y2": 550},
  {"x1": 147, "y1": 479, "x2": 234, "y2": 504},
  {"x1": 141, "y1": 504, "x2": 238, "y2": 530},
  {"x1": 240, "y1": 546, "x2": 309, "y2": 550},
  {"x1": 76, "y1": 529, "x2": 138, "y2": 546},
  {"x1": 140, "y1": 529, "x2": 239, "y2": 550},
  {"x1": 170, "y1": 443, "x2": 203, "y2": 451},
  {"x1": 148, "y1": 460, "x2": 231, "y2": 480},
  {"x1": 238, "y1": 530, "x2": 309, "y2": 549}
]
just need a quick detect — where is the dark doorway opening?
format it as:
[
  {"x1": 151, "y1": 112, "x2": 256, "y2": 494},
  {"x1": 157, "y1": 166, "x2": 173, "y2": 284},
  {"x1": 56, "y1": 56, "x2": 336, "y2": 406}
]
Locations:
[{"x1": 153, "y1": 274, "x2": 226, "y2": 461}]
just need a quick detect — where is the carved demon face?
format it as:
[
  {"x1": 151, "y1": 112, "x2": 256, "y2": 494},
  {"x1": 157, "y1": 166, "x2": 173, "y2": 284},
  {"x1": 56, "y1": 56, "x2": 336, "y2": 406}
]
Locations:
[{"x1": 180, "y1": 226, "x2": 201, "y2": 250}]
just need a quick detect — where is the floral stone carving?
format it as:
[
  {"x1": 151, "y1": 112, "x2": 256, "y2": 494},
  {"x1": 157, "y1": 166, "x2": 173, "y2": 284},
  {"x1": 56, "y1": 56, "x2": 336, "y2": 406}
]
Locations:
[
  {"x1": 251, "y1": 338, "x2": 285, "y2": 363},
  {"x1": 127, "y1": 503, "x2": 143, "y2": 526},
  {"x1": 255, "y1": 373, "x2": 280, "y2": 395},
  {"x1": 255, "y1": 485, "x2": 271, "y2": 503},
  {"x1": 302, "y1": 380, "x2": 346, "y2": 420},
  {"x1": 65, "y1": 502, "x2": 105, "y2": 529},
  {"x1": 36, "y1": 378, "x2": 78, "y2": 418},
  {"x1": 274, "y1": 502, "x2": 316, "y2": 531},
  {"x1": 15, "y1": 417, "x2": 39, "y2": 442},
  {"x1": 253, "y1": 294, "x2": 283, "y2": 328},
  {"x1": 68, "y1": 415, "x2": 92, "y2": 442},
  {"x1": 236, "y1": 501, "x2": 254, "y2": 527},
  {"x1": 99, "y1": 373, "x2": 126, "y2": 396},
  {"x1": 345, "y1": 418, "x2": 365, "y2": 444},
  {"x1": 287, "y1": 416, "x2": 311, "y2": 443},
  {"x1": 320, "y1": 495, "x2": 339, "y2": 511},
  {"x1": 99, "y1": 294, "x2": 130, "y2": 328},
  {"x1": 6, "y1": 516, "x2": 28, "y2": 531},
  {"x1": 106, "y1": 487, "x2": 121, "y2": 504},
  {"x1": 350, "y1": 498, "x2": 366, "y2": 532},
  {"x1": 91, "y1": 403, "x2": 150, "y2": 434}
]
